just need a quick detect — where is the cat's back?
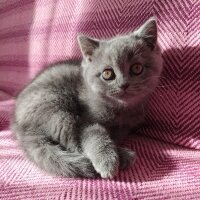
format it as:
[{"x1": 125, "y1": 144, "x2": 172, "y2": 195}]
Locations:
[
  {"x1": 18, "y1": 60, "x2": 81, "y2": 97},
  {"x1": 15, "y1": 61, "x2": 82, "y2": 123},
  {"x1": 31, "y1": 60, "x2": 81, "y2": 89}
]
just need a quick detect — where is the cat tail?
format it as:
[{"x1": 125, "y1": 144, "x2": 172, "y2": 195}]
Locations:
[{"x1": 13, "y1": 126, "x2": 97, "y2": 178}]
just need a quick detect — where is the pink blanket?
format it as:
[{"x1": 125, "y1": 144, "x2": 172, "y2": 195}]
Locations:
[{"x1": 1, "y1": 0, "x2": 200, "y2": 199}]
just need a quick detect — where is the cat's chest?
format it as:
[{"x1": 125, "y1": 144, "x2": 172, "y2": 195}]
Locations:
[
  {"x1": 89, "y1": 103, "x2": 144, "y2": 128},
  {"x1": 90, "y1": 106, "x2": 116, "y2": 124},
  {"x1": 115, "y1": 107, "x2": 144, "y2": 128}
]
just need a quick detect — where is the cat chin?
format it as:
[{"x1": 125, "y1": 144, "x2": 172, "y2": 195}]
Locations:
[
  {"x1": 105, "y1": 93, "x2": 139, "y2": 106},
  {"x1": 112, "y1": 91, "x2": 137, "y2": 100},
  {"x1": 113, "y1": 97, "x2": 141, "y2": 107},
  {"x1": 115, "y1": 92, "x2": 148, "y2": 107}
]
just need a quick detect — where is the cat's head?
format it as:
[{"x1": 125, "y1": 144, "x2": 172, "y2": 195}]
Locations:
[{"x1": 78, "y1": 17, "x2": 163, "y2": 105}]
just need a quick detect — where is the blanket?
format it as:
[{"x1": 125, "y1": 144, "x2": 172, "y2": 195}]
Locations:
[{"x1": 0, "y1": 0, "x2": 200, "y2": 199}]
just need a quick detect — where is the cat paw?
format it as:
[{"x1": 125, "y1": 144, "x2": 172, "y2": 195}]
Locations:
[
  {"x1": 118, "y1": 148, "x2": 136, "y2": 170},
  {"x1": 93, "y1": 149, "x2": 119, "y2": 179}
]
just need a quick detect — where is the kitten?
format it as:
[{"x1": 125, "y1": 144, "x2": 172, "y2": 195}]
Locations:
[{"x1": 12, "y1": 17, "x2": 163, "y2": 178}]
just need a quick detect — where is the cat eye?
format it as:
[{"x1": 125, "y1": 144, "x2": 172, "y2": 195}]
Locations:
[
  {"x1": 102, "y1": 68, "x2": 115, "y2": 81},
  {"x1": 130, "y1": 64, "x2": 143, "y2": 75}
]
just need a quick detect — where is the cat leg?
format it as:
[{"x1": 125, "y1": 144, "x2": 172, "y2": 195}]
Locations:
[
  {"x1": 45, "y1": 111, "x2": 78, "y2": 151},
  {"x1": 110, "y1": 127, "x2": 136, "y2": 169},
  {"x1": 117, "y1": 147, "x2": 136, "y2": 170},
  {"x1": 81, "y1": 124, "x2": 119, "y2": 179},
  {"x1": 110, "y1": 126, "x2": 129, "y2": 143}
]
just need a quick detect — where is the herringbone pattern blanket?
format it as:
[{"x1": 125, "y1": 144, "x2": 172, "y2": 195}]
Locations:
[{"x1": 0, "y1": 0, "x2": 200, "y2": 199}]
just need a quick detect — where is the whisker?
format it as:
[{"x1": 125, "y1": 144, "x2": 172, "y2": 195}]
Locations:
[
  {"x1": 140, "y1": 75, "x2": 169, "y2": 83},
  {"x1": 133, "y1": 77, "x2": 175, "y2": 88},
  {"x1": 156, "y1": 84, "x2": 175, "y2": 88},
  {"x1": 109, "y1": 89, "x2": 121, "y2": 95},
  {"x1": 141, "y1": 103, "x2": 145, "y2": 116}
]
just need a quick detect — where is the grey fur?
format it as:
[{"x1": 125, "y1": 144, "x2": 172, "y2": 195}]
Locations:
[{"x1": 12, "y1": 17, "x2": 163, "y2": 178}]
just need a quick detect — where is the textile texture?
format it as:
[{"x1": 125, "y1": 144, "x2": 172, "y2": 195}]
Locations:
[{"x1": 0, "y1": 0, "x2": 200, "y2": 199}]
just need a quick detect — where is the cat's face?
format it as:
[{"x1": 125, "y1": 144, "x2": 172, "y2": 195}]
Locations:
[{"x1": 78, "y1": 17, "x2": 163, "y2": 105}]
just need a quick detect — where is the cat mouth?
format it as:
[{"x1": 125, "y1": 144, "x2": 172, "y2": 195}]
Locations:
[
  {"x1": 112, "y1": 90, "x2": 135, "y2": 99},
  {"x1": 120, "y1": 92, "x2": 134, "y2": 98}
]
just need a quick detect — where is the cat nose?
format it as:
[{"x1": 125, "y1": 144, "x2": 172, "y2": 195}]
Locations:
[{"x1": 119, "y1": 83, "x2": 130, "y2": 90}]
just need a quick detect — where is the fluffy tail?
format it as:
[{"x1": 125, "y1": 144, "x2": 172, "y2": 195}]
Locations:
[{"x1": 13, "y1": 125, "x2": 97, "y2": 178}]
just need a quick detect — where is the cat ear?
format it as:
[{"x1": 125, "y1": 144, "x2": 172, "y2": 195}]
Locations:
[
  {"x1": 77, "y1": 34, "x2": 99, "y2": 58},
  {"x1": 134, "y1": 17, "x2": 157, "y2": 50}
]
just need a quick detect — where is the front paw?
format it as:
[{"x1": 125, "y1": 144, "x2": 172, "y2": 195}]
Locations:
[
  {"x1": 93, "y1": 149, "x2": 119, "y2": 179},
  {"x1": 118, "y1": 147, "x2": 136, "y2": 170}
]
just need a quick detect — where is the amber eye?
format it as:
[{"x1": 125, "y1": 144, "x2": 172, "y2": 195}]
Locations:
[
  {"x1": 102, "y1": 69, "x2": 115, "y2": 81},
  {"x1": 130, "y1": 64, "x2": 143, "y2": 75}
]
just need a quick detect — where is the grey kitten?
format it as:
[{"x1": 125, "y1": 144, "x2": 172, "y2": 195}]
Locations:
[{"x1": 12, "y1": 17, "x2": 163, "y2": 178}]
